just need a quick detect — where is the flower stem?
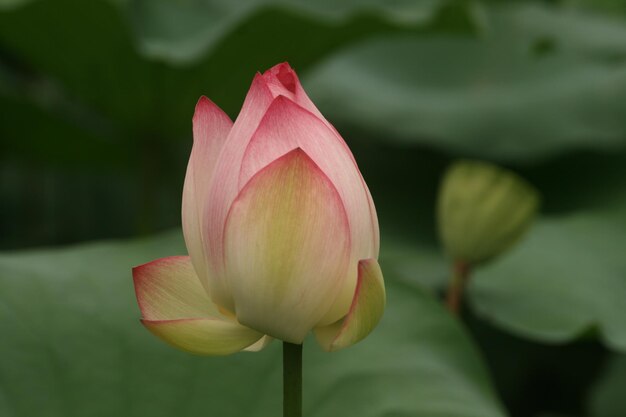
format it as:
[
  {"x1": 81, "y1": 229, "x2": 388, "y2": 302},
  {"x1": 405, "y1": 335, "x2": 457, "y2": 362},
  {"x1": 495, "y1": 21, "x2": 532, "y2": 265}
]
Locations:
[
  {"x1": 446, "y1": 261, "x2": 471, "y2": 315},
  {"x1": 283, "y1": 342, "x2": 302, "y2": 417}
]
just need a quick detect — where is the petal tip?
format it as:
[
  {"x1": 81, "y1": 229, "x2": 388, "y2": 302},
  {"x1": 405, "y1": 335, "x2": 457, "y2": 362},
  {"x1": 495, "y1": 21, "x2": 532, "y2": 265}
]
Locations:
[
  {"x1": 192, "y1": 96, "x2": 232, "y2": 128},
  {"x1": 264, "y1": 62, "x2": 298, "y2": 94},
  {"x1": 250, "y1": 72, "x2": 273, "y2": 93},
  {"x1": 193, "y1": 95, "x2": 213, "y2": 117}
]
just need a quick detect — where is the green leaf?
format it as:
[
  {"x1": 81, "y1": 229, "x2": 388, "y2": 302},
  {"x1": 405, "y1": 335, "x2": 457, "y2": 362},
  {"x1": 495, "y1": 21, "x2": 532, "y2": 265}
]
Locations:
[
  {"x1": 127, "y1": 0, "x2": 444, "y2": 64},
  {"x1": 305, "y1": 4, "x2": 626, "y2": 161},
  {"x1": 488, "y1": 3, "x2": 626, "y2": 59},
  {"x1": 0, "y1": 231, "x2": 507, "y2": 417},
  {"x1": 588, "y1": 355, "x2": 626, "y2": 417},
  {"x1": 470, "y1": 208, "x2": 626, "y2": 351}
]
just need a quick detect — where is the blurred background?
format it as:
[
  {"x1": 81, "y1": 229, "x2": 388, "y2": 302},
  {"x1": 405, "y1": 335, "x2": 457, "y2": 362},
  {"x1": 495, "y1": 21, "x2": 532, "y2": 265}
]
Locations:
[{"x1": 1, "y1": 0, "x2": 626, "y2": 416}]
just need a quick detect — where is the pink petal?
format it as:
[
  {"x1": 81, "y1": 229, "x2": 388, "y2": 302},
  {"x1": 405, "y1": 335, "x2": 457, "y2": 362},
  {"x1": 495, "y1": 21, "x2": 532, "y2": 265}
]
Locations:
[
  {"x1": 223, "y1": 148, "x2": 351, "y2": 343},
  {"x1": 239, "y1": 96, "x2": 379, "y2": 324},
  {"x1": 132, "y1": 256, "x2": 220, "y2": 320},
  {"x1": 200, "y1": 74, "x2": 275, "y2": 312},
  {"x1": 182, "y1": 97, "x2": 232, "y2": 295},
  {"x1": 261, "y1": 62, "x2": 335, "y2": 134},
  {"x1": 133, "y1": 256, "x2": 270, "y2": 356}
]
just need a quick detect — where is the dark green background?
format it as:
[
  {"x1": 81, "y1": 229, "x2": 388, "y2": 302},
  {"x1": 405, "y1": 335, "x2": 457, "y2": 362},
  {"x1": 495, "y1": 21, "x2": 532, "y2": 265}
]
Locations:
[{"x1": 1, "y1": 0, "x2": 625, "y2": 416}]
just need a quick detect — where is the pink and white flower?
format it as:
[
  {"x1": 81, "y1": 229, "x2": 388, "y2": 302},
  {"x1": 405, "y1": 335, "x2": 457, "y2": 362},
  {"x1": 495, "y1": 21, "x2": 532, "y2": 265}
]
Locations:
[{"x1": 132, "y1": 63, "x2": 385, "y2": 354}]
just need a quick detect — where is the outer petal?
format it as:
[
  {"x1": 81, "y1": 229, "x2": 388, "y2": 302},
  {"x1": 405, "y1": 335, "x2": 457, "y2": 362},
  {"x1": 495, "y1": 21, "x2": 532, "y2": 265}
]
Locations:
[
  {"x1": 314, "y1": 259, "x2": 386, "y2": 352},
  {"x1": 239, "y1": 96, "x2": 378, "y2": 324},
  {"x1": 132, "y1": 256, "x2": 264, "y2": 355},
  {"x1": 202, "y1": 74, "x2": 274, "y2": 312},
  {"x1": 223, "y1": 148, "x2": 351, "y2": 343},
  {"x1": 142, "y1": 318, "x2": 263, "y2": 356},
  {"x1": 132, "y1": 255, "x2": 219, "y2": 320},
  {"x1": 182, "y1": 97, "x2": 232, "y2": 295}
]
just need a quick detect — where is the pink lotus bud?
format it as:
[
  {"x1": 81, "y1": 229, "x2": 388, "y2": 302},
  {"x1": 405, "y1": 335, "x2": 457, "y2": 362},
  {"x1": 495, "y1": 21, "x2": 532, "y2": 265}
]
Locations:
[{"x1": 133, "y1": 63, "x2": 385, "y2": 354}]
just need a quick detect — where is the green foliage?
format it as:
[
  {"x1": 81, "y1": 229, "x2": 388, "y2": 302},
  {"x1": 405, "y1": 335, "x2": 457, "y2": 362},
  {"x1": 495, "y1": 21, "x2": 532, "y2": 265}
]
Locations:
[
  {"x1": 472, "y1": 206, "x2": 626, "y2": 350},
  {"x1": 305, "y1": 3, "x2": 626, "y2": 161},
  {"x1": 0, "y1": 231, "x2": 506, "y2": 417}
]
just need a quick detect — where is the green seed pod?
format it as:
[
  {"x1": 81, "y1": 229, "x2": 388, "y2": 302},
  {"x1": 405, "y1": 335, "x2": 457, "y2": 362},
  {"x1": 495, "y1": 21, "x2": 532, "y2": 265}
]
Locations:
[{"x1": 437, "y1": 160, "x2": 540, "y2": 265}]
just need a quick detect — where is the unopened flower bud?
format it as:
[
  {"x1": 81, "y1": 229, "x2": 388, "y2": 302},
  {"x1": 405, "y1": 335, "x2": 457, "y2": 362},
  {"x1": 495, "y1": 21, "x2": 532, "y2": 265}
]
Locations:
[{"x1": 437, "y1": 160, "x2": 539, "y2": 265}]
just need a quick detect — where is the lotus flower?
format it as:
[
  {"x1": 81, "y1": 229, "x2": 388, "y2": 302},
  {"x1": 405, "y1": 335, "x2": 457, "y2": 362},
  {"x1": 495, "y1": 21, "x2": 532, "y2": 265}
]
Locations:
[{"x1": 132, "y1": 63, "x2": 385, "y2": 355}]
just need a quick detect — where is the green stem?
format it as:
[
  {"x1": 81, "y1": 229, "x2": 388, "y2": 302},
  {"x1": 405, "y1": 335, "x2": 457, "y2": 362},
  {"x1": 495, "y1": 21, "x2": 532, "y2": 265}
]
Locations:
[
  {"x1": 446, "y1": 261, "x2": 471, "y2": 316},
  {"x1": 283, "y1": 342, "x2": 302, "y2": 417}
]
